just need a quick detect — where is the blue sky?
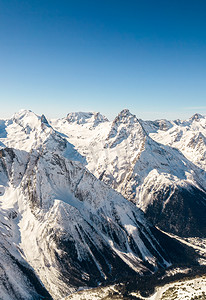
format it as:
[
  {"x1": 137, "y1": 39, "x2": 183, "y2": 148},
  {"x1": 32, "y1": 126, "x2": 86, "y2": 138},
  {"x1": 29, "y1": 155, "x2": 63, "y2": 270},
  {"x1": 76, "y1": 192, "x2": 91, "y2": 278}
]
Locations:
[{"x1": 0, "y1": 0, "x2": 206, "y2": 120}]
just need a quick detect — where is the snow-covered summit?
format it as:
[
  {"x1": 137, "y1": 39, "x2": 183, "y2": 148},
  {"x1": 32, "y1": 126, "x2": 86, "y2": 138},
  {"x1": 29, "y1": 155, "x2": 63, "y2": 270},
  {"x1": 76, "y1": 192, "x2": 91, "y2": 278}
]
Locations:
[
  {"x1": 12, "y1": 109, "x2": 44, "y2": 130},
  {"x1": 113, "y1": 108, "x2": 134, "y2": 121},
  {"x1": 147, "y1": 113, "x2": 206, "y2": 171},
  {"x1": 0, "y1": 109, "x2": 85, "y2": 164},
  {"x1": 189, "y1": 113, "x2": 204, "y2": 121},
  {"x1": 105, "y1": 109, "x2": 146, "y2": 148},
  {"x1": 111, "y1": 109, "x2": 142, "y2": 128},
  {"x1": 66, "y1": 111, "x2": 109, "y2": 126},
  {"x1": 12, "y1": 110, "x2": 52, "y2": 130}
]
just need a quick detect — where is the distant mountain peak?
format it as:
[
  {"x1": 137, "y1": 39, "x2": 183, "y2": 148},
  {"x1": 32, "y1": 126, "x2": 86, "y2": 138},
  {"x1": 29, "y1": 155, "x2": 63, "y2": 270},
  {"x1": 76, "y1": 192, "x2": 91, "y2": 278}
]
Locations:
[
  {"x1": 111, "y1": 109, "x2": 143, "y2": 130},
  {"x1": 12, "y1": 109, "x2": 41, "y2": 130},
  {"x1": 13, "y1": 109, "x2": 35, "y2": 119},
  {"x1": 12, "y1": 110, "x2": 53, "y2": 134},
  {"x1": 190, "y1": 113, "x2": 204, "y2": 121},
  {"x1": 66, "y1": 111, "x2": 109, "y2": 125},
  {"x1": 106, "y1": 109, "x2": 147, "y2": 148},
  {"x1": 114, "y1": 109, "x2": 134, "y2": 121},
  {"x1": 152, "y1": 119, "x2": 173, "y2": 131},
  {"x1": 118, "y1": 108, "x2": 131, "y2": 115}
]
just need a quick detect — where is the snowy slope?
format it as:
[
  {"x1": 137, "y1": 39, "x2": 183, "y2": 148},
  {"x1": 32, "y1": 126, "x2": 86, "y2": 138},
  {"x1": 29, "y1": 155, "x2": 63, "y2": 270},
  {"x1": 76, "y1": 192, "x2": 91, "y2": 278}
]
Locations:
[
  {"x1": 0, "y1": 145, "x2": 173, "y2": 299},
  {"x1": 0, "y1": 166, "x2": 51, "y2": 300}
]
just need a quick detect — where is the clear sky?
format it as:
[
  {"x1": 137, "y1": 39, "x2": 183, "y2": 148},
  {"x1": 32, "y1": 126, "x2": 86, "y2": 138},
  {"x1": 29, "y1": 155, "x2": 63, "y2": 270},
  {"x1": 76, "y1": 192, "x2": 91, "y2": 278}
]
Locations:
[{"x1": 0, "y1": 0, "x2": 206, "y2": 120}]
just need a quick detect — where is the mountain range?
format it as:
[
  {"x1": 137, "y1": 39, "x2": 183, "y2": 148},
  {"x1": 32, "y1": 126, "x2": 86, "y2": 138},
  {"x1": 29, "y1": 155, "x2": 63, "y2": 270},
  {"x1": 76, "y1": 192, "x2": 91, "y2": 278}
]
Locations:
[
  {"x1": 0, "y1": 109, "x2": 205, "y2": 299},
  {"x1": 51, "y1": 109, "x2": 206, "y2": 237}
]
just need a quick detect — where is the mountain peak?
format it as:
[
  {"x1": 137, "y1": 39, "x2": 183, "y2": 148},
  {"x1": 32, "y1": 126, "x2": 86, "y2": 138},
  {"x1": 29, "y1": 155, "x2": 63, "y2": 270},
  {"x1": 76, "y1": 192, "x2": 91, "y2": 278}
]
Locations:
[
  {"x1": 12, "y1": 109, "x2": 41, "y2": 129},
  {"x1": 12, "y1": 110, "x2": 52, "y2": 131},
  {"x1": 190, "y1": 113, "x2": 204, "y2": 121},
  {"x1": 112, "y1": 109, "x2": 139, "y2": 125},
  {"x1": 66, "y1": 111, "x2": 108, "y2": 125},
  {"x1": 106, "y1": 109, "x2": 147, "y2": 147},
  {"x1": 115, "y1": 108, "x2": 133, "y2": 119},
  {"x1": 13, "y1": 109, "x2": 35, "y2": 119}
]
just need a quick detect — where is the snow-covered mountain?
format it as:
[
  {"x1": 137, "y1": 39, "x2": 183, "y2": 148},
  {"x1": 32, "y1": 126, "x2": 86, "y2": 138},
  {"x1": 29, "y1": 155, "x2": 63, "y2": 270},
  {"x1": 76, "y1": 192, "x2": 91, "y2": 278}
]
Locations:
[
  {"x1": 0, "y1": 110, "x2": 179, "y2": 299},
  {"x1": 0, "y1": 109, "x2": 205, "y2": 299},
  {"x1": 50, "y1": 109, "x2": 206, "y2": 238},
  {"x1": 143, "y1": 112, "x2": 206, "y2": 171},
  {"x1": 66, "y1": 111, "x2": 109, "y2": 126},
  {"x1": 1, "y1": 109, "x2": 205, "y2": 236},
  {"x1": 0, "y1": 110, "x2": 85, "y2": 164}
]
